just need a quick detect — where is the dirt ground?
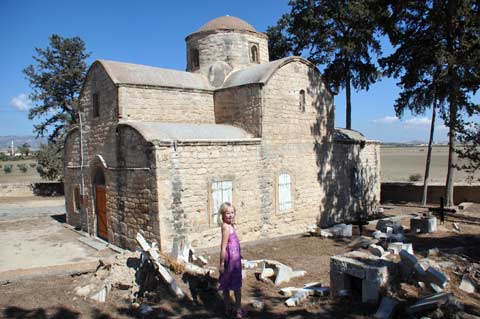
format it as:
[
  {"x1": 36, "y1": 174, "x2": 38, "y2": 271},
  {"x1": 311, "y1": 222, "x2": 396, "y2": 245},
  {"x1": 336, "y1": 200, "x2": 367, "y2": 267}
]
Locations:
[{"x1": 0, "y1": 199, "x2": 479, "y2": 319}]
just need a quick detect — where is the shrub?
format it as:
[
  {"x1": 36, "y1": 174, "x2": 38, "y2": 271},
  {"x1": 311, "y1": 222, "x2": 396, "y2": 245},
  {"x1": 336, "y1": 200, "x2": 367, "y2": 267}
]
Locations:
[
  {"x1": 17, "y1": 164, "x2": 28, "y2": 173},
  {"x1": 29, "y1": 163, "x2": 37, "y2": 168},
  {"x1": 409, "y1": 173, "x2": 422, "y2": 182},
  {"x1": 3, "y1": 164, "x2": 13, "y2": 174}
]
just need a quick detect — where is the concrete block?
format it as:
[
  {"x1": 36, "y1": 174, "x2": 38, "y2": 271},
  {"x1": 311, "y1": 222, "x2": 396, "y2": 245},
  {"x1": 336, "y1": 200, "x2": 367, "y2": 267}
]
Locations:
[
  {"x1": 273, "y1": 264, "x2": 293, "y2": 285},
  {"x1": 459, "y1": 275, "x2": 476, "y2": 293},
  {"x1": 372, "y1": 230, "x2": 388, "y2": 239},
  {"x1": 388, "y1": 243, "x2": 413, "y2": 255},
  {"x1": 411, "y1": 217, "x2": 437, "y2": 233},
  {"x1": 320, "y1": 224, "x2": 352, "y2": 238},
  {"x1": 425, "y1": 267, "x2": 449, "y2": 288},
  {"x1": 374, "y1": 297, "x2": 398, "y2": 319},
  {"x1": 369, "y1": 244, "x2": 385, "y2": 257},
  {"x1": 406, "y1": 292, "x2": 451, "y2": 315},
  {"x1": 399, "y1": 250, "x2": 418, "y2": 268}
]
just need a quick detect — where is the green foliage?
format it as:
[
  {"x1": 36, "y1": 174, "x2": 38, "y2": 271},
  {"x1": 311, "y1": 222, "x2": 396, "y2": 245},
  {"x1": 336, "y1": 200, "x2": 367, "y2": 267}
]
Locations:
[
  {"x1": 267, "y1": 0, "x2": 387, "y2": 129},
  {"x1": 24, "y1": 34, "x2": 90, "y2": 181},
  {"x1": 17, "y1": 164, "x2": 28, "y2": 173},
  {"x1": 0, "y1": 153, "x2": 7, "y2": 161},
  {"x1": 17, "y1": 143, "x2": 31, "y2": 157},
  {"x1": 456, "y1": 122, "x2": 480, "y2": 181},
  {"x1": 409, "y1": 173, "x2": 422, "y2": 182},
  {"x1": 380, "y1": 0, "x2": 480, "y2": 205},
  {"x1": 35, "y1": 142, "x2": 64, "y2": 181},
  {"x1": 23, "y1": 34, "x2": 90, "y2": 142},
  {"x1": 3, "y1": 164, "x2": 13, "y2": 174}
]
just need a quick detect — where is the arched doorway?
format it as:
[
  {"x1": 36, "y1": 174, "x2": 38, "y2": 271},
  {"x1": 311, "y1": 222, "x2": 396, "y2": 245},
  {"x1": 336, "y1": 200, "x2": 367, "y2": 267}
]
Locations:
[{"x1": 94, "y1": 168, "x2": 108, "y2": 241}]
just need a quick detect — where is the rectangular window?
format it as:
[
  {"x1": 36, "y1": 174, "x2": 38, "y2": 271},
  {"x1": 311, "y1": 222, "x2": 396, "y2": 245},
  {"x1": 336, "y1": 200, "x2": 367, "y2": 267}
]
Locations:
[
  {"x1": 211, "y1": 180, "x2": 232, "y2": 225},
  {"x1": 278, "y1": 173, "x2": 292, "y2": 211},
  {"x1": 92, "y1": 93, "x2": 99, "y2": 118},
  {"x1": 73, "y1": 185, "x2": 81, "y2": 213}
]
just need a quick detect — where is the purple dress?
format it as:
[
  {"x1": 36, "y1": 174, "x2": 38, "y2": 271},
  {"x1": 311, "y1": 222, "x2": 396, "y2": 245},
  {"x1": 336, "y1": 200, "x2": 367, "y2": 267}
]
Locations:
[{"x1": 219, "y1": 226, "x2": 242, "y2": 291}]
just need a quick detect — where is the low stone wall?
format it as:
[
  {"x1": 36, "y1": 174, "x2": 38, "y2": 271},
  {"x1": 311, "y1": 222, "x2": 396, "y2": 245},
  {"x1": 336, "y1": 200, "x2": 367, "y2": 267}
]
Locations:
[
  {"x1": 0, "y1": 183, "x2": 32, "y2": 197},
  {"x1": 381, "y1": 182, "x2": 480, "y2": 205},
  {"x1": 0, "y1": 182, "x2": 64, "y2": 197}
]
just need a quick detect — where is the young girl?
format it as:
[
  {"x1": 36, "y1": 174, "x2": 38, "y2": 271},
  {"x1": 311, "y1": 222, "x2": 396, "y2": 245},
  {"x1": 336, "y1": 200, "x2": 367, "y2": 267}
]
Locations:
[{"x1": 218, "y1": 202, "x2": 244, "y2": 318}]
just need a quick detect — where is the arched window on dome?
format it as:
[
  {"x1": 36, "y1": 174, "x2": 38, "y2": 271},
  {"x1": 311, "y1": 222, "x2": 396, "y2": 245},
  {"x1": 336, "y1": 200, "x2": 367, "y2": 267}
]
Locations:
[
  {"x1": 191, "y1": 48, "x2": 200, "y2": 69},
  {"x1": 250, "y1": 44, "x2": 259, "y2": 64}
]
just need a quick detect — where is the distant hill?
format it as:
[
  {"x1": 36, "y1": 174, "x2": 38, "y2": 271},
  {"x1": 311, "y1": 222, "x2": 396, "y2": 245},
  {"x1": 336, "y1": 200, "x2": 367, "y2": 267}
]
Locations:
[{"x1": 0, "y1": 136, "x2": 48, "y2": 151}]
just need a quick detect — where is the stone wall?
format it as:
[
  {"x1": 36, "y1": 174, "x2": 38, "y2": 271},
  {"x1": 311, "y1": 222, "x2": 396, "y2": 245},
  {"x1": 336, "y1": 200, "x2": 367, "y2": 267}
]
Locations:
[
  {"x1": 260, "y1": 60, "x2": 334, "y2": 232},
  {"x1": 214, "y1": 84, "x2": 262, "y2": 137},
  {"x1": 154, "y1": 140, "x2": 263, "y2": 250},
  {"x1": 325, "y1": 141, "x2": 381, "y2": 225},
  {"x1": 186, "y1": 30, "x2": 269, "y2": 75},
  {"x1": 118, "y1": 86, "x2": 215, "y2": 124},
  {"x1": 381, "y1": 183, "x2": 480, "y2": 205}
]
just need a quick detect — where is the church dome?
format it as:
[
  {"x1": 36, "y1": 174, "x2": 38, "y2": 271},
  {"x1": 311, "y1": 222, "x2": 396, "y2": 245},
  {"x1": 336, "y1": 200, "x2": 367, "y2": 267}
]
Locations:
[{"x1": 197, "y1": 16, "x2": 257, "y2": 33}]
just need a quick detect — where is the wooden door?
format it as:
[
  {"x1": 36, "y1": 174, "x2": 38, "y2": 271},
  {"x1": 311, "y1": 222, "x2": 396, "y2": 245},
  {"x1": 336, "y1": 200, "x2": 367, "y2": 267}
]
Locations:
[{"x1": 95, "y1": 185, "x2": 108, "y2": 240}]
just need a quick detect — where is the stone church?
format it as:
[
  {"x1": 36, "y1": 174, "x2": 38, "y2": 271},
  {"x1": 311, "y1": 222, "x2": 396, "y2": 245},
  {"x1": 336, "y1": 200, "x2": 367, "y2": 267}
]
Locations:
[{"x1": 64, "y1": 16, "x2": 380, "y2": 251}]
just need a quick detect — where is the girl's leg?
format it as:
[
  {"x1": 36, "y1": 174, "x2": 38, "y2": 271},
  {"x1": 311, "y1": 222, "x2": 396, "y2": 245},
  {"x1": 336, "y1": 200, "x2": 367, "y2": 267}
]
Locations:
[
  {"x1": 234, "y1": 289, "x2": 242, "y2": 316},
  {"x1": 223, "y1": 290, "x2": 231, "y2": 313}
]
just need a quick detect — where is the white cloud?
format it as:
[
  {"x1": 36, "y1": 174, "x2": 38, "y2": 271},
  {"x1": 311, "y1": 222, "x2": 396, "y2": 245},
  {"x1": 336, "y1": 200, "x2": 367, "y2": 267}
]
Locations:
[
  {"x1": 10, "y1": 93, "x2": 31, "y2": 111},
  {"x1": 372, "y1": 115, "x2": 399, "y2": 124},
  {"x1": 404, "y1": 117, "x2": 431, "y2": 127}
]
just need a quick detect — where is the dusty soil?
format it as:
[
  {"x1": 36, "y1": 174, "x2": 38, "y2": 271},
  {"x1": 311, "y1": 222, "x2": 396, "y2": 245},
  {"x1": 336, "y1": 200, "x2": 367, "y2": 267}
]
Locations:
[
  {"x1": 381, "y1": 146, "x2": 480, "y2": 182},
  {"x1": 1, "y1": 202, "x2": 479, "y2": 318}
]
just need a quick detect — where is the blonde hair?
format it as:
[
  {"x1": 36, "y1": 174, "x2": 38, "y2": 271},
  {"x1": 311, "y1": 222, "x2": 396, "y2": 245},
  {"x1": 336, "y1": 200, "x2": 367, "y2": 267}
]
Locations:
[{"x1": 218, "y1": 202, "x2": 235, "y2": 225}]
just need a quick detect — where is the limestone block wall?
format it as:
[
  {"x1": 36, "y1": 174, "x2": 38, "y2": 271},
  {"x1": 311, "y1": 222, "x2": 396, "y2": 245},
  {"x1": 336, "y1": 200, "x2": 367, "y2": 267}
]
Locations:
[
  {"x1": 186, "y1": 30, "x2": 269, "y2": 75},
  {"x1": 118, "y1": 86, "x2": 215, "y2": 124},
  {"x1": 154, "y1": 141, "x2": 263, "y2": 251},
  {"x1": 104, "y1": 126, "x2": 159, "y2": 250},
  {"x1": 214, "y1": 84, "x2": 262, "y2": 137},
  {"x1": 259, "y1": 60, "x2": 334, "y2": 233},
  {"x1": 325, "y1": 141, "x2": 381, "y2": 225}
]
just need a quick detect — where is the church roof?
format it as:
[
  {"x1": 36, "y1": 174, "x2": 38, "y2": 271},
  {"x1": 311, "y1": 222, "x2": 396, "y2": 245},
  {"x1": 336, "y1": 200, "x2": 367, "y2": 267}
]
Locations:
[
  {"x1": 334, "y1": 128, "x2": 366, "y2": 143},
  {"x1": 221, "y1": 57, "x2": 317, "y2": 89},
  {"x1": 120, "y1": 121, "x2": 254, "y2": 142},
  {"x1": 96, "y1": 60, "x2": 211, "y2": 91},
  {"x1": 197, "y1": 16, "x2": 257, "y2": 33}
]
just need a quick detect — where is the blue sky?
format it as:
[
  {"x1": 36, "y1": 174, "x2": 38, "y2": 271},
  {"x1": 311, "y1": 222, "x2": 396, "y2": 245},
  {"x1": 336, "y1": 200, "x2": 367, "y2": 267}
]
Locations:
[{"x1": 0, "y1": 0, "x2": 475, "y2": 142}]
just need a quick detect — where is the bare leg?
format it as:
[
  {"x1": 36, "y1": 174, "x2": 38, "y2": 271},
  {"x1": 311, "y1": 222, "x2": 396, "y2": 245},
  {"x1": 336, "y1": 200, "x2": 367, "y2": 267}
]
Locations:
[
  {"x1": 223, "y1": 290, "x2": 231, "y2": 313},
  {"x1": 234, "y1": 289, "x2": 242, "y2": 311}
]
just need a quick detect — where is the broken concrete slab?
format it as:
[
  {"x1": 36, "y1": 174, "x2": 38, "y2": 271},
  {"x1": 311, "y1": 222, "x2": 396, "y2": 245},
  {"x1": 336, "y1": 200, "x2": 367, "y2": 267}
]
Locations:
[
  {"x1": 458, "y1": 202, "x2": 473, "y2": 210},
  {"x1": 285, "y1": 289, "x2": 312, "y2": 307},
  {"x1": 425, "y1": 267, "x2": 449, "y2": 288},
  {"x1": 348, "y1": 236, "x2": 378, "y2": 250},
  {"x1": 369, "y1": 244, "x2": 385, "y2": 257},
  {"x1": 411, "y1": 216, "x2": 437, "y2": 234},
  {"x1": 459, "y1": 275, "x2": 476, "y2": 293},
  {"x1": 388, "y1": 243, "x2": 413, "y2": 255},
  {"x1": 320, "y1": 223, "x2": 352, "y2": 238},
  {"x1": 90, "y1": 281, "x2": 111, "y2": 303},
  {"x1": 330, "y1": 251, "x2": 393, "y2": 304},
  {"x1": 374, "y1": 297, "x2": 398, "y2": 319},
  {"x1": 372, "y1": 230, "x2": 388, "y2": 239},
  {"x1": 399, "y1": 250, "x2": 418, "y2": 268},
  {"x1": 406, "y1": 292, "x2": 452, "y2": 315},
  {"x1": 376, "y1": 219, "x2": 404, "y2": 234}
]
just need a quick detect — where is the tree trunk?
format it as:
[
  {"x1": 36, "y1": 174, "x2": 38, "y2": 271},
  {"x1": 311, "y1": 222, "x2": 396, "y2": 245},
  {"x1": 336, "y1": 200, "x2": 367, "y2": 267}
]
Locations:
[
  {"x1": 345, "y1": 67, "x2": 352, "y2": 130},
  {"x1": 422, "y1": 99, "x2": 437, "y2": 206},
  {"x1": 445, "y1": 102, "x2": 457, "y2": 207}
]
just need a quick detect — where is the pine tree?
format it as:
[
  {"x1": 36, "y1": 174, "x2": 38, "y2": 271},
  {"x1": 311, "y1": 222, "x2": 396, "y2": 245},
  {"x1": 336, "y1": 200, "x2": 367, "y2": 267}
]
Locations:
[
  {"x1": 23, "y1": 34, "x2": 90, "y2": 180},
  {"x1": 381, "y1": 0, "x2": 480, "y2": 206},
  {"x1": 267, "y1": 0, "x2": 386, "y2": 129}
]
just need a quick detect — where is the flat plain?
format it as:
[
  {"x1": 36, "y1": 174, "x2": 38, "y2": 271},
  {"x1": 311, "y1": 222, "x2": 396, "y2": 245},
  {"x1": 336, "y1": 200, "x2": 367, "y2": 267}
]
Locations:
[{"x1": 381, "y1": 145, "x2": 479, "y2": 183}]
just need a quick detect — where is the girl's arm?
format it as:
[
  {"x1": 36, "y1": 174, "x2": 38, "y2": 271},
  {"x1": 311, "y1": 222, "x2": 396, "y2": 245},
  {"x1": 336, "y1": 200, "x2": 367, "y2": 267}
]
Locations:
[{"x1": 219, "y1": 223, "x2": 229, "y2": 273}]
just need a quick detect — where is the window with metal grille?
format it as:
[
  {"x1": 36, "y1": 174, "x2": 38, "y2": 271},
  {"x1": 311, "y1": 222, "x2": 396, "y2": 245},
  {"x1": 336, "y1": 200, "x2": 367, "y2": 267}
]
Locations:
[
  {"x1": 278, "y1": 173, "x2": 292, "y2": 211},
  {"x1": 211, "y1": 180, "x2": 232, "y2": 225},
  {"x1": 92, "y1": 93, "x2": 99, "y2": 118}
]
